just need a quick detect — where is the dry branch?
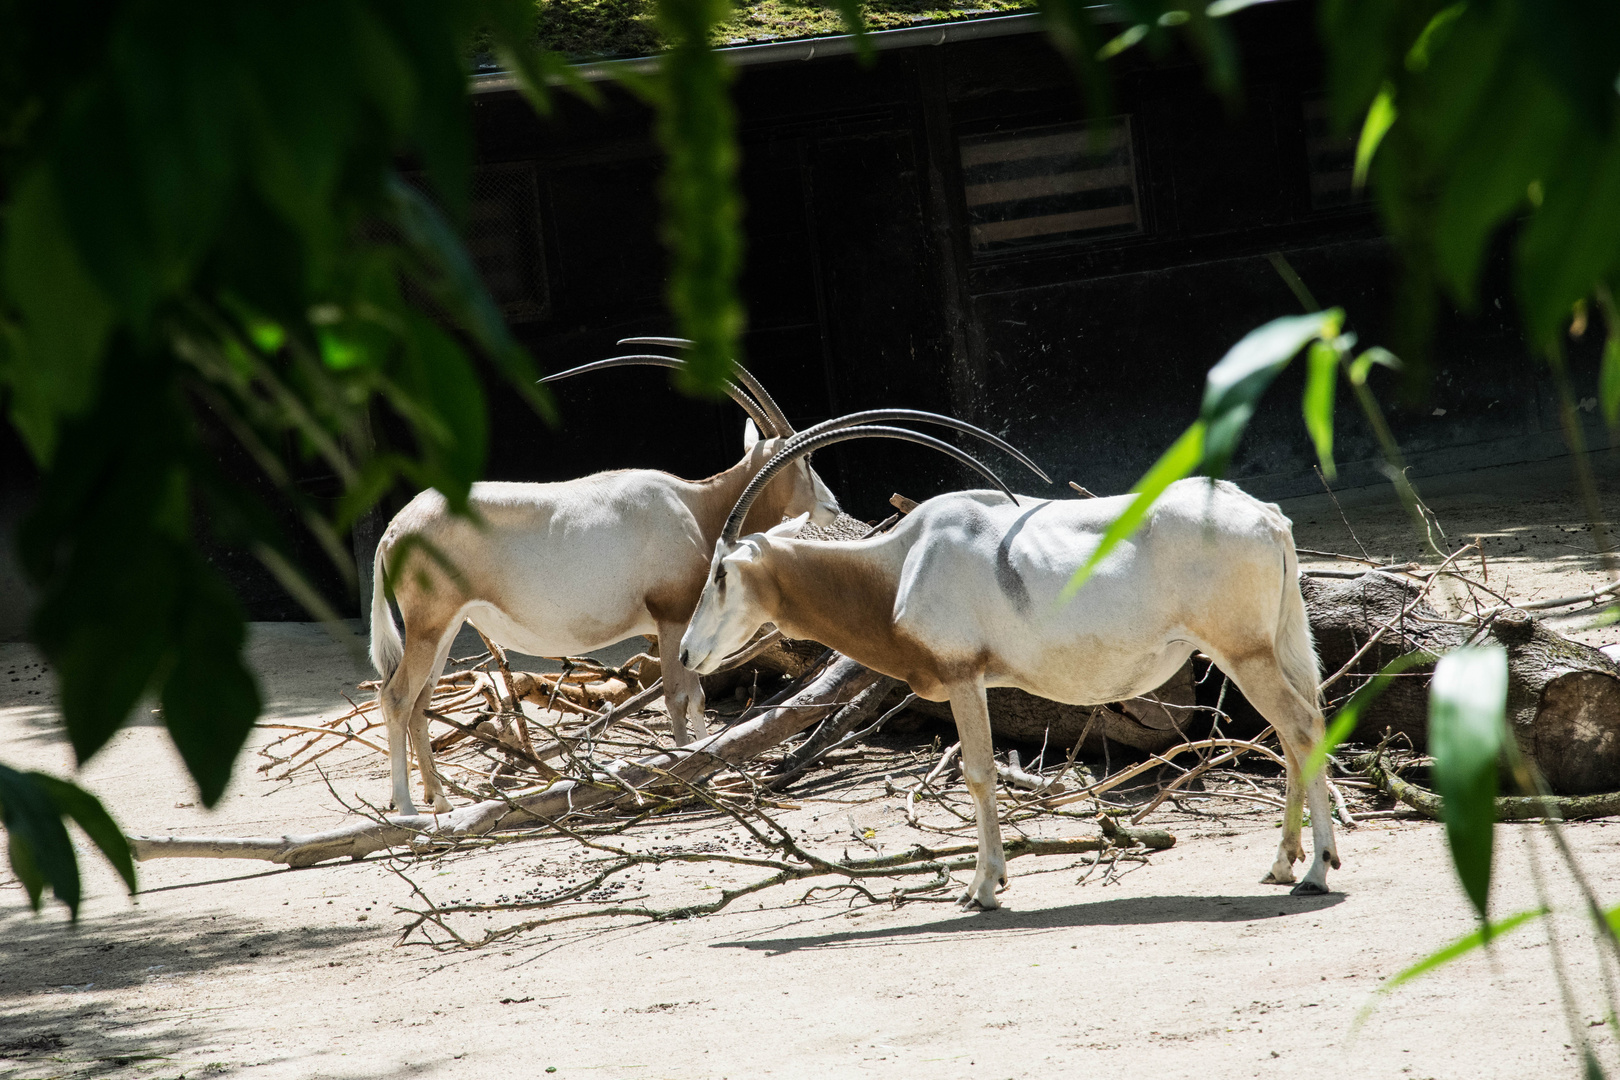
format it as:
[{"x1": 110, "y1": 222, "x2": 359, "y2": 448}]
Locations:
[
  {"x1": 1351, "y1": 752, "x2": 1620, "y2": 821},
  {"x1": 131, "y1": 657, "x2": 884, "y2": 867}
]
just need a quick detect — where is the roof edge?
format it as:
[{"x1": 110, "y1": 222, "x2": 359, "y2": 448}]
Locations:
[
  {"x1": 473, "y1": 10, "x2": 1047, "y2": 93},
  {"x1": 471, "y1": 0, "x2": 1298, "y2": 94}
]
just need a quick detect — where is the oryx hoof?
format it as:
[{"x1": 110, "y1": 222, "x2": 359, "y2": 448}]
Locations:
[
  {"x1": 1290, "y1": 879, "x2": 1330, "y2": 897},
  {"x1": 1261, "y1": 870, "x2": 1296, "y2": 886},
  {"x1": 959, "y1": 890, "x2": 1001, "y2": 911}
]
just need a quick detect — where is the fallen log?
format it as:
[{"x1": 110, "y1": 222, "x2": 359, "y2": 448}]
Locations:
[
  {"x1": 130, "y1": 657, "x2": 883, "y2": 868},
  {"x1": 1304, "y1": 573, "x2": 1620, "y2": 794},
  {"x1": 906, "y1": 662, "x2": 1198, "y2": 754}
]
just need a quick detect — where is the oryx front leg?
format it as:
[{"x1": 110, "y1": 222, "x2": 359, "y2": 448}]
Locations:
[
  {"x1": 1229, "y1": 655, "x2": 1339, "y2": 894},
  {"x1": 658, "y1": 618, "x2": 708, "y2": 745},
  {"x1": 948, "y1": 680, "x2": 1006, "y2": 910}
]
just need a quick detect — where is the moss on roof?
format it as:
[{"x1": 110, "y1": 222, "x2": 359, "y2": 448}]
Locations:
[{"x1": 534, "y1": 0, "x2": 1036, "y2": 60}]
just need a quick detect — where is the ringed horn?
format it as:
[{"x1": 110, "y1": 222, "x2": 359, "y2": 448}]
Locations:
[
  {"x1": 619, "y1": 336, "x2": 795, "y2": 437},
  {"x1": 541, "y1": 353, "x2": 785, "y2": 438},
  {"x1": 720, "y1": 411, "x2": 1050, "y2": 544}
]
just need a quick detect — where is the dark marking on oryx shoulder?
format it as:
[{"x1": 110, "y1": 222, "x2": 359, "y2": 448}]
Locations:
[{"x1": 994, "y1": 502, "x2": 1054, "y2": 615}]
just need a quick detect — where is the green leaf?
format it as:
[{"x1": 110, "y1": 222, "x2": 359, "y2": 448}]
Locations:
[
  {"x1": 394, "y1": 311, "x2": 490, "y2": 511},
  {"x1": 1098, "y1": 23, "x2": 1150, "y2": 61},
  {"x1": 1060, "y1": 423, "x2": 1205, "y2": 602},
  {"x1": 0, "y1": 764, "x2": 136, "y2": 917},
  {"x1": 0, "y1": 763, "x2": 77, "y2": 913},
  {"x1": 1039, "y1": 0, "x2": 1113, "y2": 118},
  {"x1": 1206, "y1": 0, "x2": 1266, "y2": 17},
  {"x1": 0, "y1": 169, "x2": 114, "y2": 464},
  {"x1": 1200, "y1": 309, "x2": 1342, "y2": 475},
  {"x1": 1348, "y1": 346, "x2": 1401, "y2": 387},
  {"x1": 1432, "y1": 68, "x2": 1574, "y2": 307},
  {"x1": 655, "y1": 0, "x2": 746, "y2": 398},
  {"x1": 1302, "y1": 340, "x2": 1339, "y2": 480},
  {"x1": 32, "y1": 773, "x2": 136, "y2": 898},
  {"x1": 1404, "y1": 2, "x2": 1467, "y2": 72},
  {"x1": 386, "y1": 176, "x2": 552, "y2": 425},
  {"x1": 1428, "y1": 645, "x2": 1508, "y2": 923},
  {"x1": 159, "y1": 560, "x2": 262, "y2": 808},
  {"x1": 1353, "y1": 82, "x2": 1397, "y2": 191},
  {"x1": 1602, "y1": 317, "x2": 1620, "y2": 433},
  {"x1": 1304, "y1": 650, "x2": 1432, "y2": 784},
  {"x1": 1517, "y1": 131, "x2": 1620, "y2": 347},
  {"x1": 824, "y1": 0, "x2": 871, "y2": 62},
  {"x1": 1359, "y1": 906, "x2": 1546, "y2": 1023}
]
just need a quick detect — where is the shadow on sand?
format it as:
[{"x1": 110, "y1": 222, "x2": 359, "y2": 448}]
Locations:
[
  {"x1": 714, "y1": 890, "x2": 1347, "y2": 956},
  {"x1": 0, "y1": 904, "x2": 380, "y2": 1078}
]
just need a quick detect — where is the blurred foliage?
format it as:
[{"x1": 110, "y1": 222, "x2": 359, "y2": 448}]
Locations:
[
  {"x1": 0, "y1": 0, "x2": 565, "y2": 912},
  {"x1": 1320, "y1": 0, "x2": 1620, "y2": 414}
]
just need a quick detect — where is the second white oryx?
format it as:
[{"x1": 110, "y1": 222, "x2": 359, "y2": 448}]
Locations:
[
  {"x1": 680, "y1": 423, "x2": 1338, "y2": 908},
  {"x1": 369, "y1": 343, "x2": 1045, "y2": 815}
]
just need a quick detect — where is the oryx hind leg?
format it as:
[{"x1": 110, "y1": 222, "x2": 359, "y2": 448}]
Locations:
[
  {"x1": 1223, "y1": 653, "x2": 1338, "y2": 895},
  {"x1": 378, "y1": 630, "x2": 445, "y2": 815}
]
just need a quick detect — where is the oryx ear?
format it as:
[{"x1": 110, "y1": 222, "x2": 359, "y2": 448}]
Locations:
[
  {"x1": 742, "y1": 418, "x2": 760, "y2": 452},
  {"x1": 766, "y1": 512, "x2": 810, "y2": 539}
]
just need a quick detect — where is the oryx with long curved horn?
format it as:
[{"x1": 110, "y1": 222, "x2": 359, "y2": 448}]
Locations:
[
  {"x1": 680, "y1": 426, "x2": 1338, "y2": 908},
  {"x1": 368, "y1": 342, "x2": 1045, "y2": 815}
]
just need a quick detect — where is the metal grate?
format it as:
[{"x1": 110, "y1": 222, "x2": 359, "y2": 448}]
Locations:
[
  {"x1": 959, "y1": 118, "x2": 1142, "y2": 256},
  {"x1": 464, "y1": 161, "x2": 549, "y2": 322},
  {"x1": 1302, "y1": 96, "x2": 1363, "y2": 211}
]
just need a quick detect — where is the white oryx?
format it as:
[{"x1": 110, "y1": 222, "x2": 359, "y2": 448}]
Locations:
[
  {"x1": 369, "y1": 343, "x2": 1046, "y2": 815},
  {"x1": 680, "y1": 422, "x2": 1337, "y2": 907}
]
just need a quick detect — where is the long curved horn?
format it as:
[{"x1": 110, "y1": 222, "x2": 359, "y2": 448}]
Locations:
[
  {"x1": 722, "y1": 425, "x2": 1018, "y2": 544},
  {"x1": 618, "y1": 336, "x2": 794, "y2": 437},
  {"x1": 785, "y1": 409, "x2": 1051, "y2": 485},
  {"x1": 541, "y1": 354, "x2": 776, "y2": 437}
]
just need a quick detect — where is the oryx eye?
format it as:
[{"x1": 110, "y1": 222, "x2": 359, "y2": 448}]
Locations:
[{"x1": 714, "y1": 565, "x2": 727, "y2": 586}]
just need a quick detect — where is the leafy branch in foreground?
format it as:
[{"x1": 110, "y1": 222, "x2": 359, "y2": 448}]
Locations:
[
  {"x1": 0, "y1": 764, "x2": 134, "y2": 918},
  {"x1": 0, "y1": 0, "x2": 566, "y2": 913}
]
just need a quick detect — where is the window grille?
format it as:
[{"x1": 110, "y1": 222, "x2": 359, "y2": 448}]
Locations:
[
  {"x1": 464, "y1": 162, "x2": 549, "y2": 322},
  {"x1": 1302, "y1": 97, "x2": 1363, "y2": 211},
  {"x1": 959, "y1": 118, "x2": 1142, "y2": 255}
]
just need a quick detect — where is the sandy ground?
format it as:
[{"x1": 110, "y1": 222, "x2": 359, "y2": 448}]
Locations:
[{"x1": 2, "y1": 455, "x2": 1619, "y2": 1080}]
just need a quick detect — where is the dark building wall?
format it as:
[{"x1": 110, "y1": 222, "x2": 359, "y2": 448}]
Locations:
[
  {"x1": 17, "y1": 0, "x2": 1590, "y2": 628},
  {"x1": 459, "y1": 0, "x2": 1612, "y2": 542}
]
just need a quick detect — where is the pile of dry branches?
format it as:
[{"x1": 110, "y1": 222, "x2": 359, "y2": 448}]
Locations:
[{"x1": 130, "y1": 496, "x2": 1619, "y2": 948}]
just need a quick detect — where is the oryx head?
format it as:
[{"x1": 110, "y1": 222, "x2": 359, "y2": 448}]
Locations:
[
  {"x1": 679, "y1": 409, "x2": 1052, "y2": 674},
  {"x1": 680, "y1": 513, "x2": 808, "y2": 674}
]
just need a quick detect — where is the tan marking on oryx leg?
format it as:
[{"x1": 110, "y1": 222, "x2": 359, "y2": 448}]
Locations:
[
  {"x1": 656, "y1": 618, "x2": 707, "y2": 745},
  {"x1": 407, "y1": 676, "x2": 451, "y2": 815},
  {"x1": 948, "y1": 679, "x2": 1006, "y2": 910},
  {"x1": 1264, "y1": 740, "x2": 1306, "y2": 884},
  {"x1": 1224, "y1": 653, "x2": 1339, "y2": 894}
]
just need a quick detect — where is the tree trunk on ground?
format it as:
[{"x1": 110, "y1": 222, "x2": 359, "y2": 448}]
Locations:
[{"x1": 1302, "y1": 572, "x2": 1620, "y2": 794}]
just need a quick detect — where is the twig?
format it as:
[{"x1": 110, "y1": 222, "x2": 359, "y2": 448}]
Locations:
[
  {"x1": 1352, "y1": 752, "x2": 1620, "y2": 821},
  {"x1": 1041, "y1": 735, "x2": 1285, "y2": 811},
  {"x1": 1315, "y1": 466, "x2": 1371, "y2": 561}
]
